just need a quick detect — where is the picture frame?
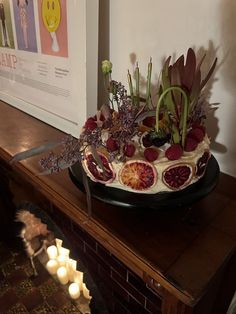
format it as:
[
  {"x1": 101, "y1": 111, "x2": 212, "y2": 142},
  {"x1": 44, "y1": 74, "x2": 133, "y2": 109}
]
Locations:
[{"x1": 0, "y1": 0, "x2": 99, "y2": 137}]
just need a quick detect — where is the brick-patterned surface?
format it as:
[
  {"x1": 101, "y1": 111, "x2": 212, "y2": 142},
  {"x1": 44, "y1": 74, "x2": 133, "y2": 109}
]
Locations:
[{"x1": 56, "y1": 212, "x2": 163, "y2": 314}]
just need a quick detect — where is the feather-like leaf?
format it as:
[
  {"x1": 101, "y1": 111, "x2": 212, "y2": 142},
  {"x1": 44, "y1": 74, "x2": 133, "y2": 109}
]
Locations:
[
  {"x1": 189, "y1": 69, "x2": 201, "y2": 111},
  {"x1": 38, "y1": 159, "x2": 76, "y2": 175},
  {"x1": 10, "y1": 141, "x2": 61, "y2": 164},
  {"x1": 81, "y1": 164, "x2": 92, "y2": 218},
  {"x1": 200, "y1": 58, "x2": 217, "y2": 90},
  {"x1": 134, "y1": 110, "x2": 156, "y2": 123},
  {"x1": 196, "y1": 53, "x2": 206, "y2": 72},
  {"x1": 183, "y1": 48, "x2": 196, "y2": 91}
]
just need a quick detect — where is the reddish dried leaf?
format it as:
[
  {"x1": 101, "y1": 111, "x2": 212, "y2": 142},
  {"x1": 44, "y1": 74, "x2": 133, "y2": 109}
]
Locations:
[
  {"x1": 190, "y1": 69, "x2": 201, "y2": 102},
  {"x1": 175, "y1": 54, "x2": 185, "y2": 84},
  {"x1": 183, "y1": 48, "x2": 196, "y2": 91},
  {"x1": 171, "y1": 64, "x2": 182, "y2": 107}
]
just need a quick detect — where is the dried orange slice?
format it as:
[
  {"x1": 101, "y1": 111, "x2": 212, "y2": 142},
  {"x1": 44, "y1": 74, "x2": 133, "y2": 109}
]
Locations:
[
  {"x1": 162, "y1": 163, "x2": 193, "y2": 190},
  {"x1": 195, "y1": 151, "x2": 210, "y2": 177},
  {"x1": 82, "y1": 152, "x2": 115, "y2": 184},
  {"x1": 119, "y1": 160, "x2": 157, "y2": 191}
]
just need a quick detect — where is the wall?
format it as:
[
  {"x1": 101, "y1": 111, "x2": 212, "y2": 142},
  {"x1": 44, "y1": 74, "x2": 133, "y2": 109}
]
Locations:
[{"x1": 107, "y1": 0, "x2": 236, "y2": 177}]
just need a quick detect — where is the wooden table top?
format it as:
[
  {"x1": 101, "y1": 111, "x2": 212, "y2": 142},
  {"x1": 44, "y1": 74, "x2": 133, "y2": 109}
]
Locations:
[{"x1": 0, "y1": 100, "x2": 236, "y2": 307}]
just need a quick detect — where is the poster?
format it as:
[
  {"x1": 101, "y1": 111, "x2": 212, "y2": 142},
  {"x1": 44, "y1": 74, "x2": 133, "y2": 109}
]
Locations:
[{"x1": 0, "y1": 0, "x2": 98, "y2": 137}]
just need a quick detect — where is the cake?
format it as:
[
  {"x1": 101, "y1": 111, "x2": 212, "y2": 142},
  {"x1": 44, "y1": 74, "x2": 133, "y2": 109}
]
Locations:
[
  {"x1": 13, "y1": 48, "x2": 217, "y2": 196},
  {"x1": 79, "y1": 48, "x2": 217, "y2": 194}
]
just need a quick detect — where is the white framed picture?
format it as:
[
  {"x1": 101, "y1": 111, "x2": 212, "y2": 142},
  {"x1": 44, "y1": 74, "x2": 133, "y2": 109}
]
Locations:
[{"x1": 0, "y1": 0, "x2": 98, "y2": 137}]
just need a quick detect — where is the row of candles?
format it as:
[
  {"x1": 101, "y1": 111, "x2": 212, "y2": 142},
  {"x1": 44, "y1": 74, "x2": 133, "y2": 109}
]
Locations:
[{"x1": 46, "y1": 238, "x2": 91, "y2": 300}]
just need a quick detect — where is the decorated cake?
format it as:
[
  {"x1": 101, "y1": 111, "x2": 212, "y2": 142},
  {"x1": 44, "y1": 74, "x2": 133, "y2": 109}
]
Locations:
[
  {"x1": 79, "y1": 48, "x2": 217, "y2": 194},
  {"x1": 12, "y1": 48, "x2": 217, "y2": 197}
]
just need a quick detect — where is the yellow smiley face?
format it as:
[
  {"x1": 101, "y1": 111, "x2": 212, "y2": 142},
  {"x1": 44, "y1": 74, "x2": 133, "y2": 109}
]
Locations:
[{"x1": 42, "y1": 0, "x2": 61, "y2": 33}]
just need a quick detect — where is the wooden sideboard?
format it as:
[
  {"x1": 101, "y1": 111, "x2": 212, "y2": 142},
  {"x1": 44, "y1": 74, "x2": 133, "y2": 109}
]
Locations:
[{"x1": 0, "y1": 100, "x2": 236, "y2": 314}]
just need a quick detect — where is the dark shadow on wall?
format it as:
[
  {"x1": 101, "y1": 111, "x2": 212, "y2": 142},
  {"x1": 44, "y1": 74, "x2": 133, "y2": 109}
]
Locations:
[
  {"x1": 219, "y1": 0, "x2": 236, "y2": 161},
  {"x1": 97, "y1": 0, "x2": 110, "y2": 108},
  {"x1": 195, "y1": 42, "x2": 227, "y2": 154}
]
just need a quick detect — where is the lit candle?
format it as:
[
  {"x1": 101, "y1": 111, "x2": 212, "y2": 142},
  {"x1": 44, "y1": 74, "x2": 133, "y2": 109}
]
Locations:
[
  {"x1": 58, "y1": 247, "x2": 70, "y2": 258},
  {"x1": 55, "y1": 238, "x2": 63, "y2": 251},
  {"x1": 46, "y1": 259, "x2": 59, "y2": 275},
  {"x1": 66, "y1": 259, "x2": 77, "y2": 282},
  {"x1": 57, "y1": 266, "x2": 69, "y2": 285},
  {"x1": 68, "y1": 282, "x2": 80, "y2": 300},
  {"x1": 47, "y1": 245, "x2": 58, "y2": 260},
  {"x1": 74, "y1": 271, "x2": 84, "y2": 290},
  {"x1": 57, "y1": 255, "x2": 67, "y2": 267},
  {"x1": 82, "y1": 283, "x2": 92, "y2": 300}
]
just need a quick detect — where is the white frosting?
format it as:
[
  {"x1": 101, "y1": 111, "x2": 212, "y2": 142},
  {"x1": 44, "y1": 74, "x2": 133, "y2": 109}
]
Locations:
[{"x1": 83, "y1": 135, "x2": 210, "y2": 194}]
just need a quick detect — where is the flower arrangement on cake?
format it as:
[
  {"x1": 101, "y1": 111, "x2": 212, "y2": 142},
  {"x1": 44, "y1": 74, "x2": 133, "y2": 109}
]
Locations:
[{"x1": 12, "y1": 48, "x2": 217, "y2": 201}]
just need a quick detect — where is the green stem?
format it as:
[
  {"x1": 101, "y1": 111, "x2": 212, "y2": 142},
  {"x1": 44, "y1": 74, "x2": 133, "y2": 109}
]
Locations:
[
  {"x1": 127, "y1": 70, "x2": 135, "y2": 106},
  {"x1": 146, "y1": 57, "x2": 152, "y2": 109},
  {"x1": 155, "y1": 86, "x2": 189, "y2": 147},
  {"x1": 135, "y1": 63, "x2": 140, "y2": 108}
]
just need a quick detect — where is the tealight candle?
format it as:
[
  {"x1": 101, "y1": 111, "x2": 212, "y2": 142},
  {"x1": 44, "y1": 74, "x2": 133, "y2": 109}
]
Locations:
[
  {"x1": 66, "y1": 259, "x2": 77, "y2": 282},
  {"x1": 68, "y1": 282, "x2": 80, "y2": 300},
  {"x1": 74, "y1": 270, "x2": 83, "y2": 290},
  {"x1": 59, "y1": 247, "x2": 70, "y2": 258},
  {"x1": 47, "y1": 245, "x2": 58, "y2": 260},
  {"x1": 55, "y1": 238, "x2": 63, "y2": 251},
  {"x1": 46, "y1": 259, "x2": 59, "y2": 275},
  {"x1": 57, "y1": 254, "x2": 67, "y2": 267},
  {"x1": 57, "y1": 266, "x2": 69, "y2": 285},
  {"x1": 82, "y1": 283, "x2": 92, "y2": 300}
]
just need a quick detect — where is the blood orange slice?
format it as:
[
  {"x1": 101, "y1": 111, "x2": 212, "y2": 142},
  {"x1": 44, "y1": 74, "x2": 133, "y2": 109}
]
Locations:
[
  {"x1": 195, "y1": 151, "x2": 210, "y2": 177},
  {"x1": 119, "y1": 160, "x2": 157, "y2": 191},
  {"x1": 83, "y1": 152, "x2": 115, "y2": 184},
  {"x1": 162, "y1": 163, "x2": 193, "y2": 190}
]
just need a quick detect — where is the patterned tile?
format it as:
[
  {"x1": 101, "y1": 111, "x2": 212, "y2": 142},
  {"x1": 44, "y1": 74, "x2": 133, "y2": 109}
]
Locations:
[
  {"x1": 30, "y1": 302, "x2": 54, "y2": 313},
  {"x1": 23, "y1": 262, "x2": 35, "y2": 277},
  {"x1": 0, "y1": 239, "x2": 92, "y2": 314},
  {"x1": 45, "y1": 290, "x2": 68, "y2": 309},
  {"x1": 14, "y1": 279, "x2": 34, "y2": 298},
  {"x1": 1, "y1": 259, "x2": 17, "y2": 276},
  {"x1": 0, "y1": 289, "x2": 19, "y2": 312},
  {"x1": 6, "y1": 302, "x2": 29, "y2": 314},
  {"x1": 57, "y1": 302, "x2": 82, "y2": 314},
  {"x1": 8, "y1": 269, "x2": 28, "y2": 285},
  {"x1": 39, "y1": 278, "x2": 59, "y2": 299},
  {"x1": 22, "y1": 288, "x2": 44, "y2": 311},
  {"x1": 0, "y1": 278, "x2": 10, "y2": 297}
]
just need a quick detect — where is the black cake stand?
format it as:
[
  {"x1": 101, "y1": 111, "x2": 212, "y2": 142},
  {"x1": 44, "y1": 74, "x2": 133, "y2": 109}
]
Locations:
[{"x1": 69, "y1": 156, "x2": 220, "y2": 210}]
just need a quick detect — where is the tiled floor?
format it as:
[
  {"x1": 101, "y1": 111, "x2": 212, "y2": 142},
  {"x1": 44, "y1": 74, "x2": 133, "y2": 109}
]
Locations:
[{"x1": 0, "y1": 240, "x2": 84, "y2": 313}]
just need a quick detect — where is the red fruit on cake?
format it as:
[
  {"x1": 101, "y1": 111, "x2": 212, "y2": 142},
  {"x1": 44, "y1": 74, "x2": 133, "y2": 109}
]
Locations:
[
  {"x1": 123, "y1": 143, "x2": 136, "y2": 157},
  {"x1": 106, "y1": 137, "x2": 119, "y2": 152},
  {"x1": 188, "y1": 127, "x2": 205, "y2": 143},
  {"x1": 85, "y1": 117, "x2": 97, "y2": 130},
  {"x1": 143, "y1": 116, "x2": 156, "y2": 128},
  {"x1": 184, "y1": 137, "x2": 199, "y2": 152},
  {"x1": 144, "y1": 147, "x2": 159, "y2": 162},
  {"x1": 165, "y1": 144, "x2": 183, "y2": 160}
]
